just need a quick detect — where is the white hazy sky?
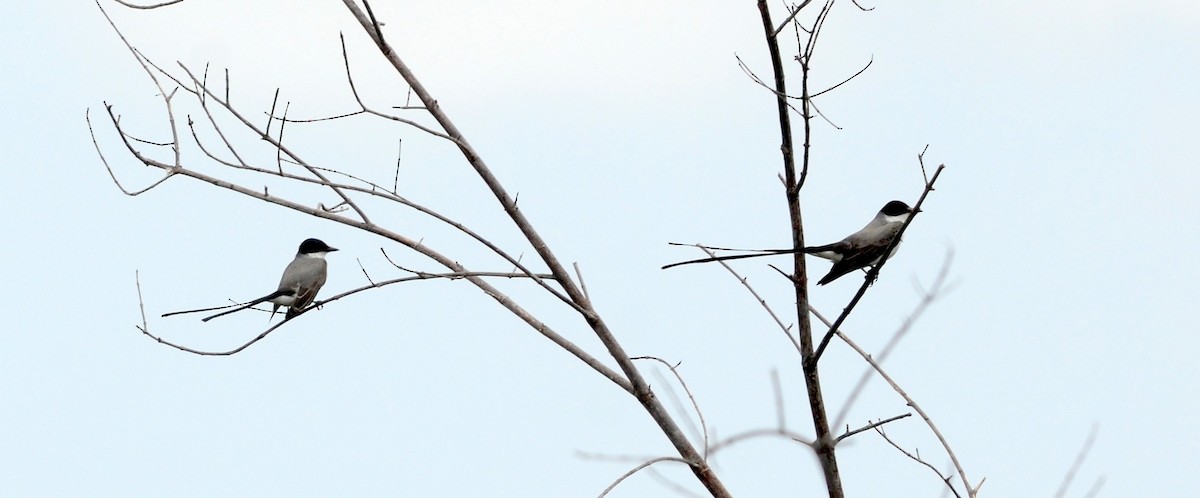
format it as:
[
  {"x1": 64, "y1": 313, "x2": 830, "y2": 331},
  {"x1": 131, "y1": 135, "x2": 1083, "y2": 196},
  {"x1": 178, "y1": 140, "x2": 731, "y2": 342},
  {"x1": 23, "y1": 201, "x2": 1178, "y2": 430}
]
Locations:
[{"x1": 3, "y1": 1, "x2": 1198, "y2": 497}]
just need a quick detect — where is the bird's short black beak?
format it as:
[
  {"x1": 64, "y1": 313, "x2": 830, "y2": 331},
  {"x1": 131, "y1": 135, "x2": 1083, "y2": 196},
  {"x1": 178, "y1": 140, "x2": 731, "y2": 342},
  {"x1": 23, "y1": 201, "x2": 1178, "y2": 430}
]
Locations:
[{"x1": 329, "y1": 247, "x2": 340, "y2": 252}]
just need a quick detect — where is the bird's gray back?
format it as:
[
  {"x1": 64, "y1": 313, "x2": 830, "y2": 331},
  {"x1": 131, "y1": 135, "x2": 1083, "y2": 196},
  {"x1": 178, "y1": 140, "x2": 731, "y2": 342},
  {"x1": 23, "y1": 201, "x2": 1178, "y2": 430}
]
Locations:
[
  {"x1": 277, "y1": 257, "x2": 328, "y2": 293},
  {"x1": 841, "y1": 218, "x2": 902, "y2": 250}
]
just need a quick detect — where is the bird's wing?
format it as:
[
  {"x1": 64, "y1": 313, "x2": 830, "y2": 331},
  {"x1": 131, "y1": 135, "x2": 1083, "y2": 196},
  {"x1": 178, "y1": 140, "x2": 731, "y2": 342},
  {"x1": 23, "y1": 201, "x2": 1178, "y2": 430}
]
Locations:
[
  {"x1": 815, "y1": 224, "x2": 902, "y2": 285},
  {"x1": 291, "y1": 272, "x2": 327, "y2": 311},
  {"x1": 277, "y1": 258, "x2": 328, "y2": 314}
]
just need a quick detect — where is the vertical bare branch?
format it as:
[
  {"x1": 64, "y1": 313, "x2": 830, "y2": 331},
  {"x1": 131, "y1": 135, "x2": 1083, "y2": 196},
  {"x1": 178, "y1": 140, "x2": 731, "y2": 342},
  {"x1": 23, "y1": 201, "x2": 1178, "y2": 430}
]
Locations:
[{"x1": 755, "y1": 2, "x2": 843, "y2": 496}]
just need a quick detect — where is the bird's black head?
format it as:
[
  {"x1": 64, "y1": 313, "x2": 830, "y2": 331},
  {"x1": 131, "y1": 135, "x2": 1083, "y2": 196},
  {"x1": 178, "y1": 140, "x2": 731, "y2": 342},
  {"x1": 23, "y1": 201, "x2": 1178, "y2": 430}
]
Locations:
[
  {"x1": 880, "y1": 200, "x2": 912, "y2": 216},
  {"x1": 298, "y1": 238, "x2": 338, "y2": 254}
]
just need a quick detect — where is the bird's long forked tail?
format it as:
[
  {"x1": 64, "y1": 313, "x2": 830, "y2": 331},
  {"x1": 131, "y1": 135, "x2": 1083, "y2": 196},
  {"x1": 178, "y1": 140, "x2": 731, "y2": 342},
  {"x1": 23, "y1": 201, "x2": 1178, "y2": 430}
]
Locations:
[
  {"x1": 200, "y1": 290, "x2": 294, "y2": 322},
  {"x1": 662, "y1": 246, "x2": 836, "y2": 270},
  {"x1": 161, "y1": 302, "x2": 242, "y2": 319},
  {"x1": 160, "y1": 290, "x2": 293, "y2": 322}
]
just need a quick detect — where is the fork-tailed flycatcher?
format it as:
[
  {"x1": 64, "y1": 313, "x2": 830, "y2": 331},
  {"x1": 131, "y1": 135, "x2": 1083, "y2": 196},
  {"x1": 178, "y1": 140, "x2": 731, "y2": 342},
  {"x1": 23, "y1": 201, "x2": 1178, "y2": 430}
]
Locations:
[
  {"x1": 162, "y1": 238, "x2": 338, "y2": 322},
  {"x1": 662, "y1": 200, "x2": 916, "y2": 285}
]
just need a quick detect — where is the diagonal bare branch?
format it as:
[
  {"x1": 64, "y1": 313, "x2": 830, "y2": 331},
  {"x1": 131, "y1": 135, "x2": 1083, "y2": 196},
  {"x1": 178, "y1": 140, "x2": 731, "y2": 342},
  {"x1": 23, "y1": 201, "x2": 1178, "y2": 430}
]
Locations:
[
  {"x1": 817, "y1": 307, "x2": 980, "y2": 497},
  {"x1": 340, "y1": 2, "x2": 729, "y2": 494},
  {"x1": 832, "y1": 250, "x2": 955, "y2": 429},
  {"x1": 1053, "y1": 424, "x2": 1100, "y2": 498},
  {"x1": 873, "y1": 425, "x2": 962, "y2": 498}
]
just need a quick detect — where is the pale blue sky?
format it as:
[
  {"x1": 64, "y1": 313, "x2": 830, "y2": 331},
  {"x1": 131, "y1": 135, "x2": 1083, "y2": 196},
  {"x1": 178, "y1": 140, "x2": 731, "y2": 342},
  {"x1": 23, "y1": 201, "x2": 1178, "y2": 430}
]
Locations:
[{"x1": 3, "y1": 1, "x2": 1198, "y2": 497}]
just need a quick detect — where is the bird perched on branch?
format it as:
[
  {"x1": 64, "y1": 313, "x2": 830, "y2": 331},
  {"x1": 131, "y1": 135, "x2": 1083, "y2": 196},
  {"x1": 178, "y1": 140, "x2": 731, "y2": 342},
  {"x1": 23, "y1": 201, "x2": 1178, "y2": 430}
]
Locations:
[
  {"x1": 162, "y1": 238, "x2": 339, "y2": 321},
  {"x1": 662, "y1": 200, "x2": 916, "y2": 285}
]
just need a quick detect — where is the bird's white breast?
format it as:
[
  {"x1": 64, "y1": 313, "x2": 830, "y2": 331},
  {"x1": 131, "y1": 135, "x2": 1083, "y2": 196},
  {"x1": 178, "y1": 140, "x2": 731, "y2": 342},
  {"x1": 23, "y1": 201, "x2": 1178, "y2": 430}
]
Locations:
[{"x1": 809, "y1": 250, "x2": 842, "y2": 261}]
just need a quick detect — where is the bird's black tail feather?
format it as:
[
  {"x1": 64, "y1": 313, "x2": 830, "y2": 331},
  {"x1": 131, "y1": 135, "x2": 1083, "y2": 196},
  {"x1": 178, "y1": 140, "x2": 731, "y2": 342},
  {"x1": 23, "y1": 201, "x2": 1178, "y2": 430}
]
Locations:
[
  {"x1": 197, "y1": 289, "x2": 293, "y2": 322},
  {"x1": 802, "y1": 243, "x2": 839, "y2": 254},
  {"x1": 661, "y1": 249, "x2": 798, "y2": 269}
]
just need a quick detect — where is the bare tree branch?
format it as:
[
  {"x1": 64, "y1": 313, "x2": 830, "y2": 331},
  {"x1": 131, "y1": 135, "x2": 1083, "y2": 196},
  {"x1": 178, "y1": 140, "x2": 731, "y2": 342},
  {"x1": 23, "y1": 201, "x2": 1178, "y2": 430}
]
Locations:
[
  {"x1": 98, "y1": 2, "x2": 981, "y2": 497},
  {"x1": 633, "y1": 356, "x2": 710, "y2": 458},
  {"x1": 810, "y1": 56, "x2": 872, "y2": 98},
  {"x1": 836, "y1": 413, "x2": 911, "y2": 442},
  {"x1": 336, "y1": 2, "x2": 730, "y2": 494},
  {"x1": 1053, "y1": 424, "x2": 1100, "y2": 498},
  {"x1": 832, "y1": 250, "x2": 956, "y2": 429},
  {"x1": 100, "y1": 1, "x2": 729, "y2": 493},
  {"x1": 149, "y1": 270, "x2": 554, "y2": 355},
  {"x1": 112, "y1": 0, "x2": 183, "y2": 9},
  {"x1": 708, "y1": 428, "x2": 814, "y2": 455},
  {"x1": 592, "y1": 457, "x2": 694, "y2": 498},
  {"x1": 675, "y1": 243, "x2": 803, "y2": 357},
  {"x1": 771, "y1": 0, "x2": 815, "y2": 38},
  {"x1": 756, "y1": 3, "x2": 843, "y2": 495},
  {"x1": 816, "y1": 308, "x2": 981, "y2": 497},
  {"x1": 771, "y1": 369, "x2": 786, "y2": 430},
  {"x1": 1082, "y1": 477, "x2": 1106, "y2": 498},
  {"x1": 873, "y1": 426, "x2": 962, "y2": 498}
]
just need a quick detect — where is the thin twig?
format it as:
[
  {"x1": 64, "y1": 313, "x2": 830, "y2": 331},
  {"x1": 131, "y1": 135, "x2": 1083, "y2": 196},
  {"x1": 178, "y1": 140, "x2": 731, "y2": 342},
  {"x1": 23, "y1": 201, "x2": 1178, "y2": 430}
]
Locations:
[
  {"x1": 88, "y1": 109, "x2": 175, "y2": 196},
  {"x1": 685, "y1": 244, "x2": 803, "y2": 356},
  {"x1": 592, "y1": 457, "x2": 693, "y2": 498},
  {"x1": 645, "y1": 467, "x2": 706, "y2": 498},
  {"x1": 1082, "y1": 477, "x2": 1106, "y2": 498},
  {"x1": 708, "y1": 428, "x2": 813, "y2": 455},
  {"x1": 632, "y1": 356, "x2": 709, "y2": 458},
  {"x1": 810, "y1": 56, "x2": 873, "y2": 98},
  {"x1": 151, "y1": 269, "x2": 562, "y2": 354},
  {"x1": 177, "y1": 63, "x2": 372, "y2": 224},
  {"x1": 873, "y1": 426, "x2": 962, "y2": 498},
  {"x1": 832, "y1": 250, "x2": 955, "y2": 429},
  {"x1": 334, "y1": 34, "x2": 456, "y2": 142},
  {"x1": 357, "y1": 257, "x2": 376, "y2": 286},
  {"x1": 771, "y1": 0, "x2": 815, "y2": 38},
  {"x1": 573, "y1": 262, "x2": 591, "y2": 305},
  {"x1": 836, "y1": 413, "x2": 911, "y2": 442},
  {"x1": 771, "y1": 369, "x2": 786, "y2": 430},
  {"x1": 361, "y1": 0, "x2": 390, "y2": 56},
  {"x1": 139, "y1": 319, "x2": 291, "y2": 356},
  {"x1": 134, "y1": 271, "x2": 149, "y2": 332},
  {"x1": 850, "y1": 0, "x2": 875, "y2": 11},
  {"x1": 1053, "y1": 424, "x2": 1099, "y2": 498},
  {"x1": 393, "y1": 137, "x2": 402, "y2": 194},
  {"x1": 265, "y1": 88, "x2": 279, "y2": 141},
  {"x1": 185, "y1": 106, "x2": 579, "y2": 310},
  {"x1": 112, "y1": 0, "x2": 183, "y2": 9},
  {"x1": 827, "y1": 320, "x2": 978, "y2": 496},
  {"x1": 648, "y1": 368, "x2": 704, "y2": 452}
]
